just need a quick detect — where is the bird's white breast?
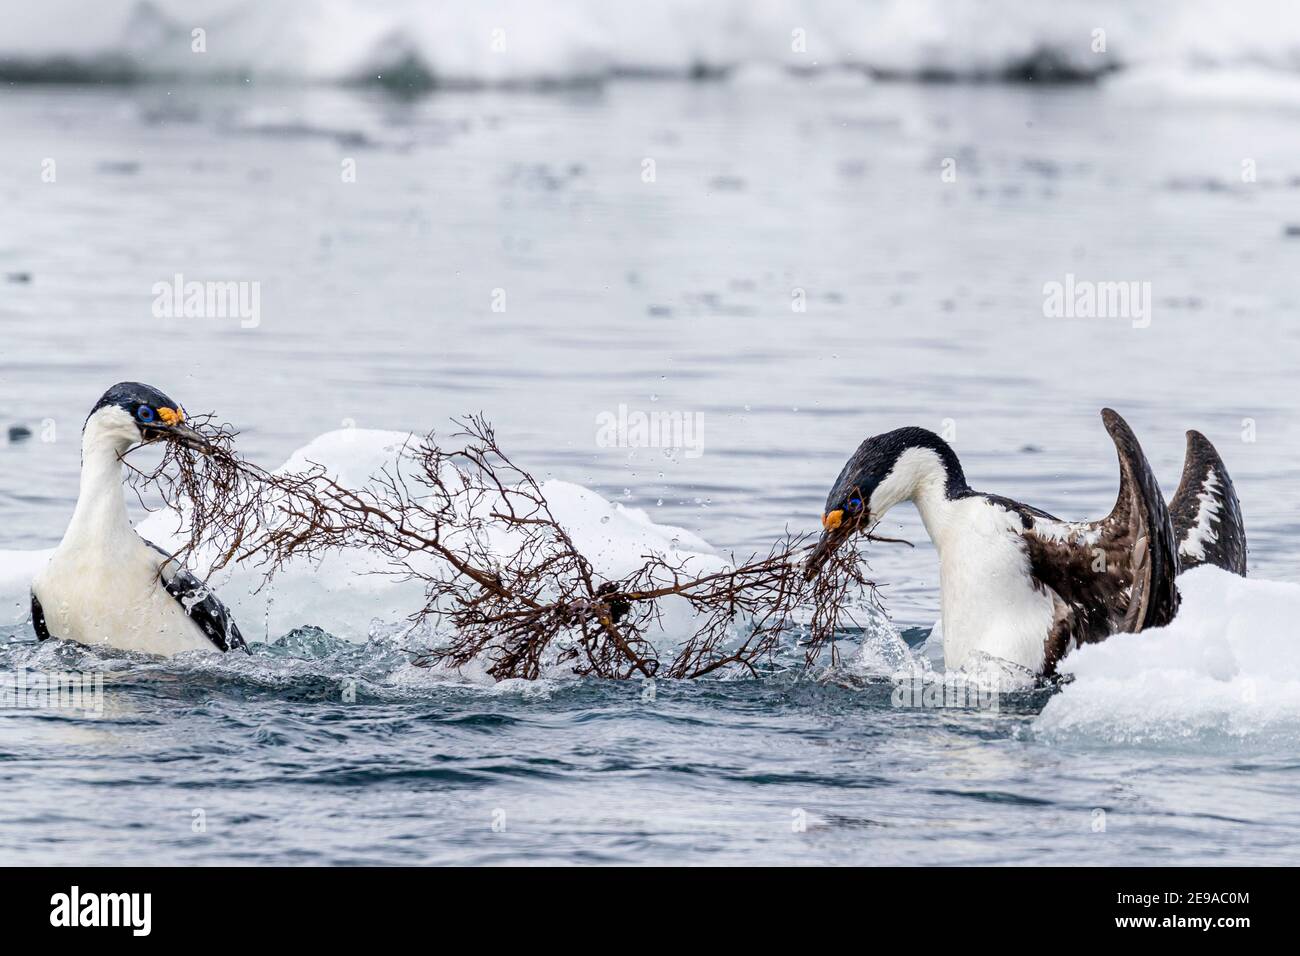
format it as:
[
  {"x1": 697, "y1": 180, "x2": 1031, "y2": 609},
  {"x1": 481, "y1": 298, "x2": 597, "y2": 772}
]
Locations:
[
  {"x1": 33, "y1": 532, "x2": 213, "y2": 656},
  {"x1": 929, "y1": 497, "x2": 1056, "y2": 673}
]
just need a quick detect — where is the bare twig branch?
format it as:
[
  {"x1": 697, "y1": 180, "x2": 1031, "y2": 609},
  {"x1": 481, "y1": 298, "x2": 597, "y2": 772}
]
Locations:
[{"x1": 125, "y1": 415, "x2": 890, "y2": 680}]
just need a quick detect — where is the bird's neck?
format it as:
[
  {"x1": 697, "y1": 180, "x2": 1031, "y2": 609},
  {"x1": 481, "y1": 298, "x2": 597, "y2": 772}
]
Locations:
[
  {"x1": 910, "y1": 465, "x2": 961, "y2": 550},
  {"x1": 881, "y1": 447, "x2": 965, "y2": 552},
  {"x1": 63, "y1": 431, "x2": 134, "y2": 550}
]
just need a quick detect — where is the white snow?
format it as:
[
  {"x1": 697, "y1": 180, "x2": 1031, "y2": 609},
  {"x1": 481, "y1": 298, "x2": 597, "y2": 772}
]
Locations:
[
  {"x1": 4, "y1": 1, "x2": 1300, "y2": 86},
  {"x1": 1034, "y1": 566, "x2": 1300, "y2": 746}
]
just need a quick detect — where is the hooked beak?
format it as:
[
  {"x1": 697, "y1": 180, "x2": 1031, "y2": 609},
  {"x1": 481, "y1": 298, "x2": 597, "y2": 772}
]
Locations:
[
  {"x1": 146, "y1": 421, "x2": 215, "y2": 454},
  {"x1": 804, "y1": 508, "x2": 854, "y2": 580}
]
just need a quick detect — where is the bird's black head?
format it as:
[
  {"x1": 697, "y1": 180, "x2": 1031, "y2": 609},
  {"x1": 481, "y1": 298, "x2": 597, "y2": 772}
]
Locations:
[
  {"x1": 805, "y1": 426, "x2": 967, "y2": 578},
  {"x1": 85, "y1": 381, "x2": 212, "y2": 452}
]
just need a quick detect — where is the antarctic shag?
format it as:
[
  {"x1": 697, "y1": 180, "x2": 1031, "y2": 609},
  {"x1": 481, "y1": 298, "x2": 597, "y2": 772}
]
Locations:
[
  {"x1": 805, "y1": 409, "x2": 1245, "y2": 676},
  {"x1": 30, "y1": 382, "x2": 247, "y2": 656}
]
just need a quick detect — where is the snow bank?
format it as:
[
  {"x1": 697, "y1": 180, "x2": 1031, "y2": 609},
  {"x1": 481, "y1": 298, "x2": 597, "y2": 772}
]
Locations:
[
  {"x1": 5, "y1": 1, "x2": 1300, "y2": 86},
  {"x1": 1034, "y1": 566, "x2": 1300, "y2": 746}
]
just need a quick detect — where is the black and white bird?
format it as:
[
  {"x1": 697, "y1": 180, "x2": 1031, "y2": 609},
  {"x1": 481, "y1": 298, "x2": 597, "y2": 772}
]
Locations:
[
  {"x1": 806, "y1": 409, "x2": 1246, "y2": 677},
  {"x1": 31, "y1": 382, "x2": 247, "y2": 656}
]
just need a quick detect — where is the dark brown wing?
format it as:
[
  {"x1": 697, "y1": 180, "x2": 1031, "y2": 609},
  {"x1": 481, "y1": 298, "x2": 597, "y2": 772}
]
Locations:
[
  {"x1": 1020, "y1": 408, "x2": 1181, "y2": 674},
  {"x1": 1169, "y1": 430, "x2": 1247, "y2": 576}
]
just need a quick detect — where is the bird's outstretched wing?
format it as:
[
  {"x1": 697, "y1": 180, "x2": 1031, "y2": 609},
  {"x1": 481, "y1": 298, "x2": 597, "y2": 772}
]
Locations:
[
  {"x1": 1017, "y1": 408, "x2": 1181, "y2": 674},
  {"x1": 1169, "y1": 430, "x2": 1247, "y2": 576},
  {"x1": 145, "y1": 542, "x2": 249, "y2": 653}
]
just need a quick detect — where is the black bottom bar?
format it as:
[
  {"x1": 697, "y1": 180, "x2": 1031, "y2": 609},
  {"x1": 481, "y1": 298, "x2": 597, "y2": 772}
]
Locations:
[{"x1": 0, "y1": 866, "x2": 1278, "y2": 941}]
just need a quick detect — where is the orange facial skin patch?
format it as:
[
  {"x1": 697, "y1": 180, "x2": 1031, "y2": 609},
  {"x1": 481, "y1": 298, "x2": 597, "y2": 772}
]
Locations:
[
  {"x1": 157, "y1": 407, "x2": 185, "y2": 426},
  {"x1": 822, "y1": 509, "x2": 844, "y2": 531}
]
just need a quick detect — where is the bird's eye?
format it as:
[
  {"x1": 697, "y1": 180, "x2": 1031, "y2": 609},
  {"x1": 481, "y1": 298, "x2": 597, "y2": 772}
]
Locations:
[
  {"x1": 847, "y1": 497, "x2": 863, "y2": 512},
  {"x1": 136, "y1": 406, "x2": 156, "y2": 423}
]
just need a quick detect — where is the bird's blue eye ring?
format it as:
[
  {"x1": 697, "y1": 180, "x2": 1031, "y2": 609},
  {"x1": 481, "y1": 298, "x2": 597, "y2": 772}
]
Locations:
[
  {"x1": 137, "y1": 405, "x2": 156, "y2": 423},
  {"x1": 847, "y1": 497, "x2": 863, "y2": 511}
]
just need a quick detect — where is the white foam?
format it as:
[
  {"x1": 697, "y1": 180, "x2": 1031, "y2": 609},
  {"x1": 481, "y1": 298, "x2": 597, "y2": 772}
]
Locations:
[{"x1": 1034, "y1": 566, "x2": 1300, "y2": 747}]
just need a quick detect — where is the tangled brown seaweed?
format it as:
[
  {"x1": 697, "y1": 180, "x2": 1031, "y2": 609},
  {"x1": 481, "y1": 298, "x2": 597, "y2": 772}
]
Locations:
[{"x1": 123, "y1": 414, "x2": 895, "y2": 680}]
